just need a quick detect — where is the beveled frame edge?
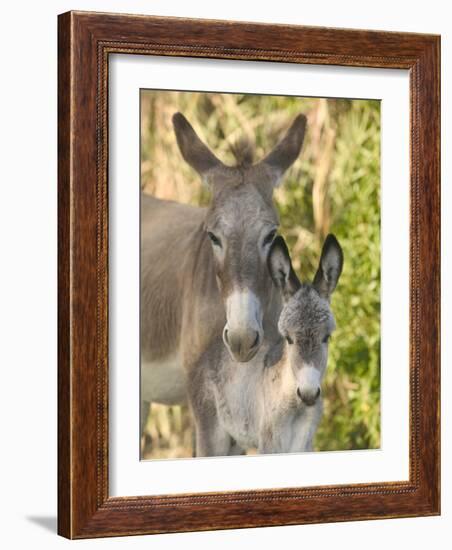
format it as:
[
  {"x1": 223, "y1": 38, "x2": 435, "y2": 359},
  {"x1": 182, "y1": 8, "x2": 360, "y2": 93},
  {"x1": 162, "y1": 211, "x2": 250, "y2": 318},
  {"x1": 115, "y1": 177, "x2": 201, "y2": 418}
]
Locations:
[{"x1": 57, "y1": 10, "x2": 440, "y2": 539}]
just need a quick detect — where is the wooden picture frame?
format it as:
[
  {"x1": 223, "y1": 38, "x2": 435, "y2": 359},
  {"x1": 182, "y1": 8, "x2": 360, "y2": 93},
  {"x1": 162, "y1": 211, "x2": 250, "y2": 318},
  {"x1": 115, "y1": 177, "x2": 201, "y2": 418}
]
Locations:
[{"x1": 58, "y1": 11, "x2": 440, "y2": 539}]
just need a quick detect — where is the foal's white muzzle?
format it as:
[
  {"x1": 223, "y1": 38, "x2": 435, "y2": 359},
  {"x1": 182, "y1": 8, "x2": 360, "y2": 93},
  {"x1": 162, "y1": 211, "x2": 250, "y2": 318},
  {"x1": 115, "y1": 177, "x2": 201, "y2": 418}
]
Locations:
[
  {"x1": 223, "y1": 290, "x2": 263, "y2": 362},
  {"x1": 296, "y1": 365, "x2": 321, "y2": 406}
]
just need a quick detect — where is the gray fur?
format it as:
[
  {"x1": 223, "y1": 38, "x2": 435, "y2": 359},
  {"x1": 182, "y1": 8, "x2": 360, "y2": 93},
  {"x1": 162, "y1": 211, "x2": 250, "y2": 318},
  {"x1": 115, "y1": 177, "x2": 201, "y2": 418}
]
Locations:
[
  {"x1": 141, "y1": 113, "x2": 306, "y2": 433},
  {"x1": 189, "y1": 235, "x2": 343, "y2": 456}
]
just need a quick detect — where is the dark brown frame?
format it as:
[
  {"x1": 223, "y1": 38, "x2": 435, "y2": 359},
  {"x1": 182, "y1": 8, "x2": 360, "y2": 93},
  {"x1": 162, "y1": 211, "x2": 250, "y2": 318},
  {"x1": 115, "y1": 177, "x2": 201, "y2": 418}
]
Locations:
[{"x1": 58, "y1": 10, "x2": 440, "y2": 539}]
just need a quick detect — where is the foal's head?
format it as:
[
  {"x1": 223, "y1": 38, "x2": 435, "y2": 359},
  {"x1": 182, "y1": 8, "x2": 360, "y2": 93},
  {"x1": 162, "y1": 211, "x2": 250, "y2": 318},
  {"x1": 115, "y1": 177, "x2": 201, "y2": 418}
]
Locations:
[
  {"x1": 172, "y1": 113, "x2": 307, "y2": 362},
  {"x1": 268, "y1": 235, "x2": 343, "y2": 406}
]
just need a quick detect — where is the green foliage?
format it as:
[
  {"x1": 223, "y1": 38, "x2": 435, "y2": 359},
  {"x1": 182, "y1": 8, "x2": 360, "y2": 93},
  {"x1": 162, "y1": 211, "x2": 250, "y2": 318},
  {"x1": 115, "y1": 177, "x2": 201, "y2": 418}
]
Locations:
[
  {"x1": 290, "y1": 99, "x2": 381, "y2": 450},
  {"x1": 141, "y1": 91, "x2": 381, "y2": 456}
]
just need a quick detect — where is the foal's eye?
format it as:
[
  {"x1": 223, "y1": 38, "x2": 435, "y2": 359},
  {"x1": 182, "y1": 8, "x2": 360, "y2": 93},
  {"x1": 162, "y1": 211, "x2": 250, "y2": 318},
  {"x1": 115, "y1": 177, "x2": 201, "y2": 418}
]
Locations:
[
  {"x1": 207, "y1": 232, "x2": 222, "y2": 247},
  {"x1": 262, "y1": 229, "x2": 277, "y2": 247},
  {"x1": 322, "y1": 334, "x2": 331, "y2": 344},
  {"x1": 286, "y1": 335, "x2": 294, "y2": 345}
]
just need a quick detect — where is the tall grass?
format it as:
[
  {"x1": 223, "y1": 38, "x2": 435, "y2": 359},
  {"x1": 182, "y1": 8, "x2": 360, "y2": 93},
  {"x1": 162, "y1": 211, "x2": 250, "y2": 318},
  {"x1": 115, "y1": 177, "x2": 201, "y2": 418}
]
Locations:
[{"x1": 141, "y1": 90, "x2": 381, "y2": 458}]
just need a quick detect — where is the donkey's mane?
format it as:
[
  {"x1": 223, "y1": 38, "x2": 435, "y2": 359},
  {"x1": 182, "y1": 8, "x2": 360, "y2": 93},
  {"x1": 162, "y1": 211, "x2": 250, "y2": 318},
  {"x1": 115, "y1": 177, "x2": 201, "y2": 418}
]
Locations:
[{"x1": 229, "y1": 137, "x2": 255, "y2": 168}]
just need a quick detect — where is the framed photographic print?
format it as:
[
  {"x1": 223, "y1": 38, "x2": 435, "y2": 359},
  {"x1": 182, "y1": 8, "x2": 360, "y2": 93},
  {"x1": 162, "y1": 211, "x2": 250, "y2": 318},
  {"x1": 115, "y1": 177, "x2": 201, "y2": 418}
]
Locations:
[{"x1": 58, "y1": 11, "x2": 440, "y2": 538}]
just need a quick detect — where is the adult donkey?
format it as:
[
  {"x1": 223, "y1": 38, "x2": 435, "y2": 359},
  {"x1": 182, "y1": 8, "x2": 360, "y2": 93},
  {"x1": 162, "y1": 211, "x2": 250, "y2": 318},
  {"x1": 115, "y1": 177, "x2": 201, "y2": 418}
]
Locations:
[{"x1": 141, "y1": 112, "x2": 307, "y2": 433}]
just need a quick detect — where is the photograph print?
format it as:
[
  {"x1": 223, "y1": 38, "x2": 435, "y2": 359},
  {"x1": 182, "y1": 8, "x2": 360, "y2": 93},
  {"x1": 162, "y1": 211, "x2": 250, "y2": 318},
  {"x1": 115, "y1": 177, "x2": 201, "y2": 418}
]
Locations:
[{"x1": 140, "y1": 90, "x2": 381, "y2": 460}]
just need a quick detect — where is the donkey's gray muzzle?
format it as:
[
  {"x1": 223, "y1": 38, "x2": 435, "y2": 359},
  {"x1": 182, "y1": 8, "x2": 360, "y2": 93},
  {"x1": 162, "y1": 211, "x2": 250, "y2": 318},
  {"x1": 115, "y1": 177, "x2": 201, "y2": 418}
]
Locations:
[
  {"x1": 297, "y1": 387, "x2": 321, "y2": 406},
  {"x1": 223, "y1": 326, "x2": 261, "y2": 363}
]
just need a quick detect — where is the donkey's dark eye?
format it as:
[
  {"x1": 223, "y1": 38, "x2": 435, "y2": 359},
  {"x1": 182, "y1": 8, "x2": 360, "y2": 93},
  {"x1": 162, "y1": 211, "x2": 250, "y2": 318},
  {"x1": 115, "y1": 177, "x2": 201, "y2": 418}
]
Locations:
[
  {"x1": 263, "y1": 229, "x2": 277, "y2": 247},
  {"x1": 207, "y1": 232, "x2": 222, "y2": 247},
  {"x1": 286, "y1": 335, "x2": 294, "y2": 345},
  {"x1": 322, "y1": 334, "x2": 331, "y2": 344}
]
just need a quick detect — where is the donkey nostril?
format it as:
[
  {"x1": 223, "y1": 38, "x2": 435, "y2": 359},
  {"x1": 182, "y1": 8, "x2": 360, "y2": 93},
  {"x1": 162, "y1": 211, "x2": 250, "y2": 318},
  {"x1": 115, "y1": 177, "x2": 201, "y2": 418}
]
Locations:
[
  {"x1": 297, "y1": 387, "x2": 321, "y2": 405},
  {"x1": 251, "y1": 331, "x2": 260, "y2": 349},
  {"x1": 223, "y1": 328, "x2": 261, "y2": 360}
]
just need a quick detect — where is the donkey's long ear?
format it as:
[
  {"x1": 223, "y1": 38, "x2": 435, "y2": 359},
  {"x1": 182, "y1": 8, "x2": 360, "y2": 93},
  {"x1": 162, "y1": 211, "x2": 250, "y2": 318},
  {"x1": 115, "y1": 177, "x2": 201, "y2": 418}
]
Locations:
[
  {"x1": 260, "y1": 114, "x2": 307, "y2": 181},
  {"x1": 268, "y1": 236, "x2": 301, "y2": 300},
  {"x1": 313, "y1": 234, "x2": 343, "y2": 301},
  {"x1": 172, "y1": 113, "x2": 224, "y2": 178}
]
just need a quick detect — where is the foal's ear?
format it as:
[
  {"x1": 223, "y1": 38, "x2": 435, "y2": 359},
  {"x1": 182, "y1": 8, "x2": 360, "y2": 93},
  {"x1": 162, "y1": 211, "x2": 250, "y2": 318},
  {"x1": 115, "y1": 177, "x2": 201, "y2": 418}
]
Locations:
[
  {"x1": 260, "y1": 114, "x2": 307, "y2": 182},
  {"x1": 172, "y1": 113, "x2": 224, "y2": 178},
  {"x1": 313, "y1": 234, "x2": 343, "y2": 301},
  {"x1": 268, "y1": 236, "x2": 301, "y2": 300}
]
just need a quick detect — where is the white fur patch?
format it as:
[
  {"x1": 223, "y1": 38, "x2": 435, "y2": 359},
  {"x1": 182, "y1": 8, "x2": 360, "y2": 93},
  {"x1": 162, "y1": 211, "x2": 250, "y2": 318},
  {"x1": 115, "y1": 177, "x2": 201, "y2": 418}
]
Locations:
[
  {"x1": 298, "y1": 365, "x2": 321, "y2": 393},
  {"x1": 225, "y1": 289, "x2": 261, "y2": 331}
]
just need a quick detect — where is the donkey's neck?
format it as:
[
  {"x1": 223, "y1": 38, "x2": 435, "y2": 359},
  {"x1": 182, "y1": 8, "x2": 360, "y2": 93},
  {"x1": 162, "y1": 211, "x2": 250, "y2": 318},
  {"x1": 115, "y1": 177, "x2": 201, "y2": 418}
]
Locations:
[
  {"x1": 262, "y1": 284, "x2": 284, "y2": 341},
  {"x1": 180, "y1": 221, "x2": 226, "y2": 365},
  {"x1": 190, "y1": 221, "x2": 220, "y2": 300},
  {"x1": 262, "y1": 341, "x2": 298, "y2": 403}
]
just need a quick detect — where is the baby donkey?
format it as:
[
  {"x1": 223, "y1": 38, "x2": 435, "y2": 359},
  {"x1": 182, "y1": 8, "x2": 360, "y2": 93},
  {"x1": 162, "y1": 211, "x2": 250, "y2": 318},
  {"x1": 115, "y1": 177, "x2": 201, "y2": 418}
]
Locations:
[{"x1": 190, "y1": 234, "x2": 343, "y2": 456}]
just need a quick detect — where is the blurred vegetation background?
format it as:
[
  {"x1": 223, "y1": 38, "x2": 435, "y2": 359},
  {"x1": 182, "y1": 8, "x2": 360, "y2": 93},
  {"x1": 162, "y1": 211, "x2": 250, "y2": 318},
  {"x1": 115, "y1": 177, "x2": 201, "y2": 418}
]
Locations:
[{"x1": 141, "y1": 90, "x2": 381, "y2": 459}]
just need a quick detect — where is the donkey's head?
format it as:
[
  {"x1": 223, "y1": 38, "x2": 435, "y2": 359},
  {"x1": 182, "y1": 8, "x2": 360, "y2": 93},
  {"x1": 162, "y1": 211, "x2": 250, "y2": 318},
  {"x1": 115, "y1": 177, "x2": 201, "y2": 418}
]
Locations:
[
  {"x1": 173, "y1": 112, "x2": 306, "y2": 362},
  {"x1": 268, "y1": 235, "x2": 343, "y2": 406}
]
